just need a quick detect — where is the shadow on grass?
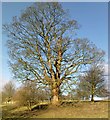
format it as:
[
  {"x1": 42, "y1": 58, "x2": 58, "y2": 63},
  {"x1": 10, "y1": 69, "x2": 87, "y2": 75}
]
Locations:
[
  {"x1": 2, "y1": 103, "x2": 49, "y2": 119},
  {"x1": 31, "y1": 104, "x2": 49, "y2": 111}
]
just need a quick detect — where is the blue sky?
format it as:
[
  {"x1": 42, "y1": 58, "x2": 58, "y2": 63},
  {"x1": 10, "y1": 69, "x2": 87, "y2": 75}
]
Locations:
[{"x1": 1, "y1": 2, "x2": 108, "y2": 89}]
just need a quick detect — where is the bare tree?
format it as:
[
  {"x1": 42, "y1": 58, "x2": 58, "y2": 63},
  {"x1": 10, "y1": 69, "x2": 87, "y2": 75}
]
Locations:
[
  {"x1": 77, "y1": 65, "x2": 108, "y2": 101},
  {"x1": 13, "y1": 81, "x2": 37, "y2": 110},
  {"x1": 2, "y1": 81, "x2": 15, "y2": 103},
  {"x1": 14, "y1": 81, "x2": 50, "y2": 110},
  {"x1": 3, "y1": 3, "x2": 104, "y2": 105}
]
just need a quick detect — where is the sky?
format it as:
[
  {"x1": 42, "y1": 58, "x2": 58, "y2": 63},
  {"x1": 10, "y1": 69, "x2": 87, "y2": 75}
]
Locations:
[{"x1": 1, "y1": 2, "x2": 108, "y2": 90}]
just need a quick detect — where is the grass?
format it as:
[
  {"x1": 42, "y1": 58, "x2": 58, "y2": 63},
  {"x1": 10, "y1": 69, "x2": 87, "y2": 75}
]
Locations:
[{"x1": 1, "y1": 101, "x2": 109, "y2": 118}]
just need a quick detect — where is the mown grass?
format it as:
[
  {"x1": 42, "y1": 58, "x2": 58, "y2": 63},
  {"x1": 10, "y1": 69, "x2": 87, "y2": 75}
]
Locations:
[{"x1": 1, "y1": 101, "x2": 109, "y2": 118}]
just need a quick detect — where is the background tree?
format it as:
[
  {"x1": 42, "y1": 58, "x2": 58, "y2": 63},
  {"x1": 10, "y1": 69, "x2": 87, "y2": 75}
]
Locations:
[
  {"x1": 14, "y1": 81, "x2": 38, "y2": 110},
  {"x1": 2, "y1": 81, "x2": 16, "y2": 103},
  {"x1": 14, "y1": 80, "x2": 50, "y2": 110},
  {"x1": 75, "y1": 79, "x2": 90, "y2": 100},
  {"x1": 3, "y1": 2, "x2": 104, "y2": 105},
  {"x1": 76, "y1": 65, "x2": 108, "y2": 101}
]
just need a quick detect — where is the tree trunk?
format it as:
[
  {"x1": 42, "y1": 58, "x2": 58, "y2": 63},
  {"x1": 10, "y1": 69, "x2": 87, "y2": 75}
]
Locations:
[
  {"x1": 91, "y1": 85, "x2": 95, "y2": 102},
  {"x1": 91, "y1": 94, "x2": 94, "y2": 102},
  {"x1": 51, "y1": 86, "x2": 60, "y2": 105}
]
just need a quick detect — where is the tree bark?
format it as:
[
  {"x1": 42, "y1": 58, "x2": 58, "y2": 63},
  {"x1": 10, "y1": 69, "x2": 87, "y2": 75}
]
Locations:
[{"x1": 51, "y1": 86, "x2": 60, "y2": 105}]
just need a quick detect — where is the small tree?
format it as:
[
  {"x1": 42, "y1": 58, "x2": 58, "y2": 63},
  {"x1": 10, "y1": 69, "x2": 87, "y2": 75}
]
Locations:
[
  {"x1": 14, "y1": 80, "x2": 50, "y2": 110},
  {"x1": 2, "y1": 81, "x2": 15, "y2": 103},
  {"x1": 14, "y1": 81, "x2": 37, "y2": 110},
  {"x1": 77, "y1": 65, "x2": 108, "y2": 101}
]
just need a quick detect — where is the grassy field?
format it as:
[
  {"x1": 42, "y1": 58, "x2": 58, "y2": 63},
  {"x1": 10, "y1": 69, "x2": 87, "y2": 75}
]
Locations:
[{"x1": 1, "y1": 101, "x2": 109, "y2": 118}]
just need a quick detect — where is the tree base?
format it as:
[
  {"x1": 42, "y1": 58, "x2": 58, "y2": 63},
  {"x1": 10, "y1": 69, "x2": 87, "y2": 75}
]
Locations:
[{"x1": 51, "y1": 96, "x2": 61, "y2": 106}]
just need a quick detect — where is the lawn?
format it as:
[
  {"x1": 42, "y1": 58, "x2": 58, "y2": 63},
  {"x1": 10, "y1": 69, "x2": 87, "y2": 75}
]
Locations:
[{"x1": 1, "y1": 101, "x2": 109, "y2": 119}]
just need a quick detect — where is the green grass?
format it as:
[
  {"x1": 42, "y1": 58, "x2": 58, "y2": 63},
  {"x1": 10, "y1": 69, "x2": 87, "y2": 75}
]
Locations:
[{"x1": 1, "y1": 101, "x2": 109, "y2": 118}]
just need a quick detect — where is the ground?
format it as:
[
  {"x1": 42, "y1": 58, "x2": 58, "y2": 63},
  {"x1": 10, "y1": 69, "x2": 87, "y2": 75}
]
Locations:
[{"x1": 1, "y1": 101, "x2": 109, "y2": 119}]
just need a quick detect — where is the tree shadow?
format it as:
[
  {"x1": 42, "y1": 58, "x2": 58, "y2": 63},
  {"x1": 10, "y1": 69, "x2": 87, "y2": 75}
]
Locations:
[{"x1": 31, "y1": 104, "x2": 49, "y2": 111}]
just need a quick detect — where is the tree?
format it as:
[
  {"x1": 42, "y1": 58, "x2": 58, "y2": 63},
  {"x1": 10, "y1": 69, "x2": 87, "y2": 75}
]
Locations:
[
  {"x1": 77, "y1": 65, "x2": 108, "y2": 101},
  {"x1": 14, "y1": 80, "x2": 50, "y2": 110},
  {"x1": 3, "y1": 3, "x2": 104, "y2": 105},
  {"x1": 14, "y1": 81, "x2": 38, "y2": 110},
  {"x1": 75, "y1": 79, "x2": 90, "y2": 100},
  {"x1": 2, "y1": 81, "x2": 15, "y2": 103}
]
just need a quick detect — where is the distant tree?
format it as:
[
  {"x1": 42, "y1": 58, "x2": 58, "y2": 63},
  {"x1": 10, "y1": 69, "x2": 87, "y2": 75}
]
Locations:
[
  {"x1": 2, "y1": 81, "x2": 15, "y2": 103},
  {"x1": 75, "y1": 78, "x2": 91, "y2": 100},
  {"x1": 14, "y1": 80, "x2": 50, "y2": 110},
  {"x1": 14, "y1": 81, "x2": 37, "y2": 110},
  {"x1": 76, "y1": 65, "x2": 108, "y2": 101},
  {"x1": 3, "y1": 2, "x2": 104, "y2": 105}
]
